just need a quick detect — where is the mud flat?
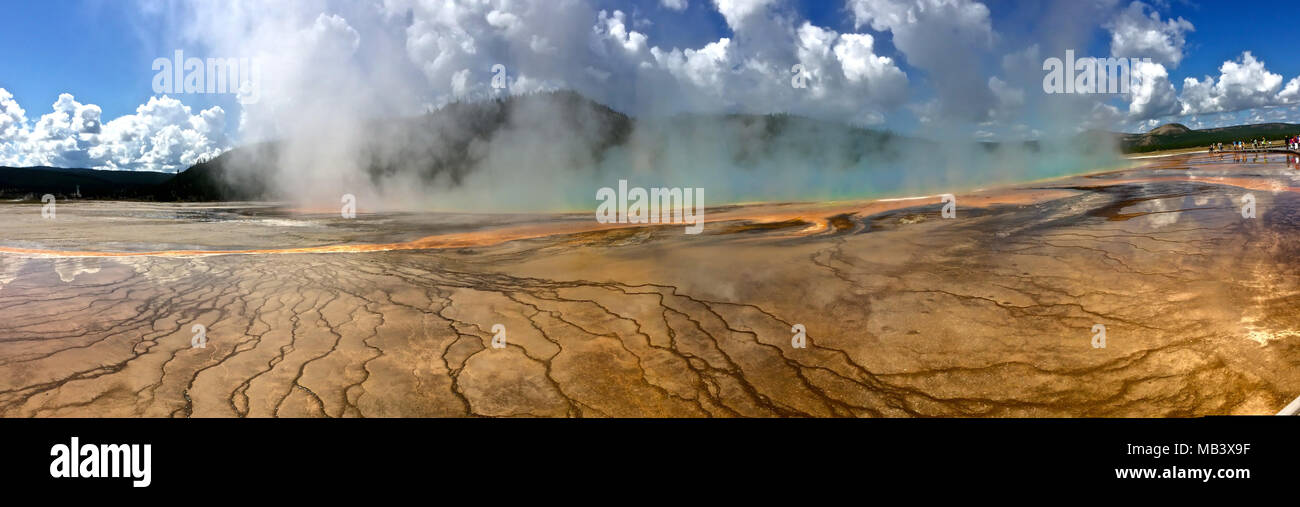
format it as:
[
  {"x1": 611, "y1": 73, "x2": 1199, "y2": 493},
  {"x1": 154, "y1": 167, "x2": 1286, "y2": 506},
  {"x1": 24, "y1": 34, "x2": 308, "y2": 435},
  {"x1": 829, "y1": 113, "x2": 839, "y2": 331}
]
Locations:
[{"x1": 1, "y1": 152, "x2": 1298, "y2": 417}]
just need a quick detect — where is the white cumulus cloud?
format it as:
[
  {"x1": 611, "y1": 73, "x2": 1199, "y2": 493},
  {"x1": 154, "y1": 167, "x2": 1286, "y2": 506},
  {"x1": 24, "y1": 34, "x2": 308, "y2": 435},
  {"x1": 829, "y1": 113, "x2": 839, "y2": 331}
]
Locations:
[
  {"x1": 0, "y1": 90, "x2": 228, "y2": 172},
  {"x1": 712, "y1": 0, "x2": 776, "y2": 31},
  {"x1": 1106, "y1": 1, "x2": 1193, "y2": 68},
  {"x1": 1179, "y1": 52, "x2": 1285, "y2": 115},
  {"x1": 661, "y1": 0, "x2": 688, "y2": 11},
  {"x1": 1127, "y1": 60, "x2": 1180, "y2": 120},
  {"x1": 376, "y1": 0, "x2": 908, "y2": 124},
  {"x1": 848, "y1": 0, "x2": 997, "y2": 123}
]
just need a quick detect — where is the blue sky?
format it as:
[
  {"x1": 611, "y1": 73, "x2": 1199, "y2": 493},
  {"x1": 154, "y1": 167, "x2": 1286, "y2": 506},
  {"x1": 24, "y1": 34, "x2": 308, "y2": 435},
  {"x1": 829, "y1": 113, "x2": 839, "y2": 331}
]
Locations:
[
  {"x1": 2, "y1": 0, "x2": 1298, "y2": 171},
  {"x1": 0, "y1": 2, "x2": 237, "y2": 126}
]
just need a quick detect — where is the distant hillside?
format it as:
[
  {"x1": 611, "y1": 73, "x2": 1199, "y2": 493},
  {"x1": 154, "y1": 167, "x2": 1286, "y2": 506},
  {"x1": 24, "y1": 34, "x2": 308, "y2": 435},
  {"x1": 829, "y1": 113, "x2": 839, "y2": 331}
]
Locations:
[
  {"x1": 152, "y1": 91, "x2": 930, "y2": 200},
  {"x1": 1147, "y1": 123, "x2": 1191, "y2": 136},
  {"x1": 149, "y1": 143, "x2": 277, "y2": 201},
  {"x1": 0, "y1": 166, "x2": 171, "y2": 199},
  {"x1": 1121, "y1": 122, "x2": 1300, "y2": 153},
  {"x1": 14, "y1": 92, "x2": 1284, "y2": 202},
  {"x1": 359, "y1": 90, "x2": 634, "y2": 185}
]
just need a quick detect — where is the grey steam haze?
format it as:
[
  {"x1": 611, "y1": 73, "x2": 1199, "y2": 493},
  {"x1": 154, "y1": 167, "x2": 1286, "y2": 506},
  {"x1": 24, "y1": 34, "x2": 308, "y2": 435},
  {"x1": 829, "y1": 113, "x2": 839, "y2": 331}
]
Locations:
[{"x1": 145, "y1": 0, "x2": 1128, "y2": 212}]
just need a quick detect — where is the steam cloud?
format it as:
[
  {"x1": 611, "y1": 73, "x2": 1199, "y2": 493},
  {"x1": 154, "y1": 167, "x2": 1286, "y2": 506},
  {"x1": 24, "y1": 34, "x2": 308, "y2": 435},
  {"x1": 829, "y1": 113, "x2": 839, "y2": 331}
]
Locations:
[{"x1": 135, "y1": 0, "x2": 1136, "y2": 212}]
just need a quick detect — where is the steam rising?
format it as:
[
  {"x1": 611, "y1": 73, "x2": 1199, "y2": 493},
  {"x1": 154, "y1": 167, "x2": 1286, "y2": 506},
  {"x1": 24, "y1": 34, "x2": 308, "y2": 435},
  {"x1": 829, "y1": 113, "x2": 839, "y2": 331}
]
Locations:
[{"x1": 145, "y1": 0, "x2": 1124, "y2": 212}]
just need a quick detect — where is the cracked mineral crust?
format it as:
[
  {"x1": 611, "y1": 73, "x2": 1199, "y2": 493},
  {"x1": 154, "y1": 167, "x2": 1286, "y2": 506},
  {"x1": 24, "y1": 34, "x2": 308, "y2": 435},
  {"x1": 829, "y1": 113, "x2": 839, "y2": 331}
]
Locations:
[{"x1": 1, "y1": 152, "x2": 1298, "y2": 417}]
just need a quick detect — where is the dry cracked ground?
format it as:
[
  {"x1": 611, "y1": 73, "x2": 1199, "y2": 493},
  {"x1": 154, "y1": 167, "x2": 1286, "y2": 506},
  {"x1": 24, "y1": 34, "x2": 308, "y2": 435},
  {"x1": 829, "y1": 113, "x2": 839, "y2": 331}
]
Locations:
[{"x1": 1, "y1": 152, "x2": 1298, "y2": 417}]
